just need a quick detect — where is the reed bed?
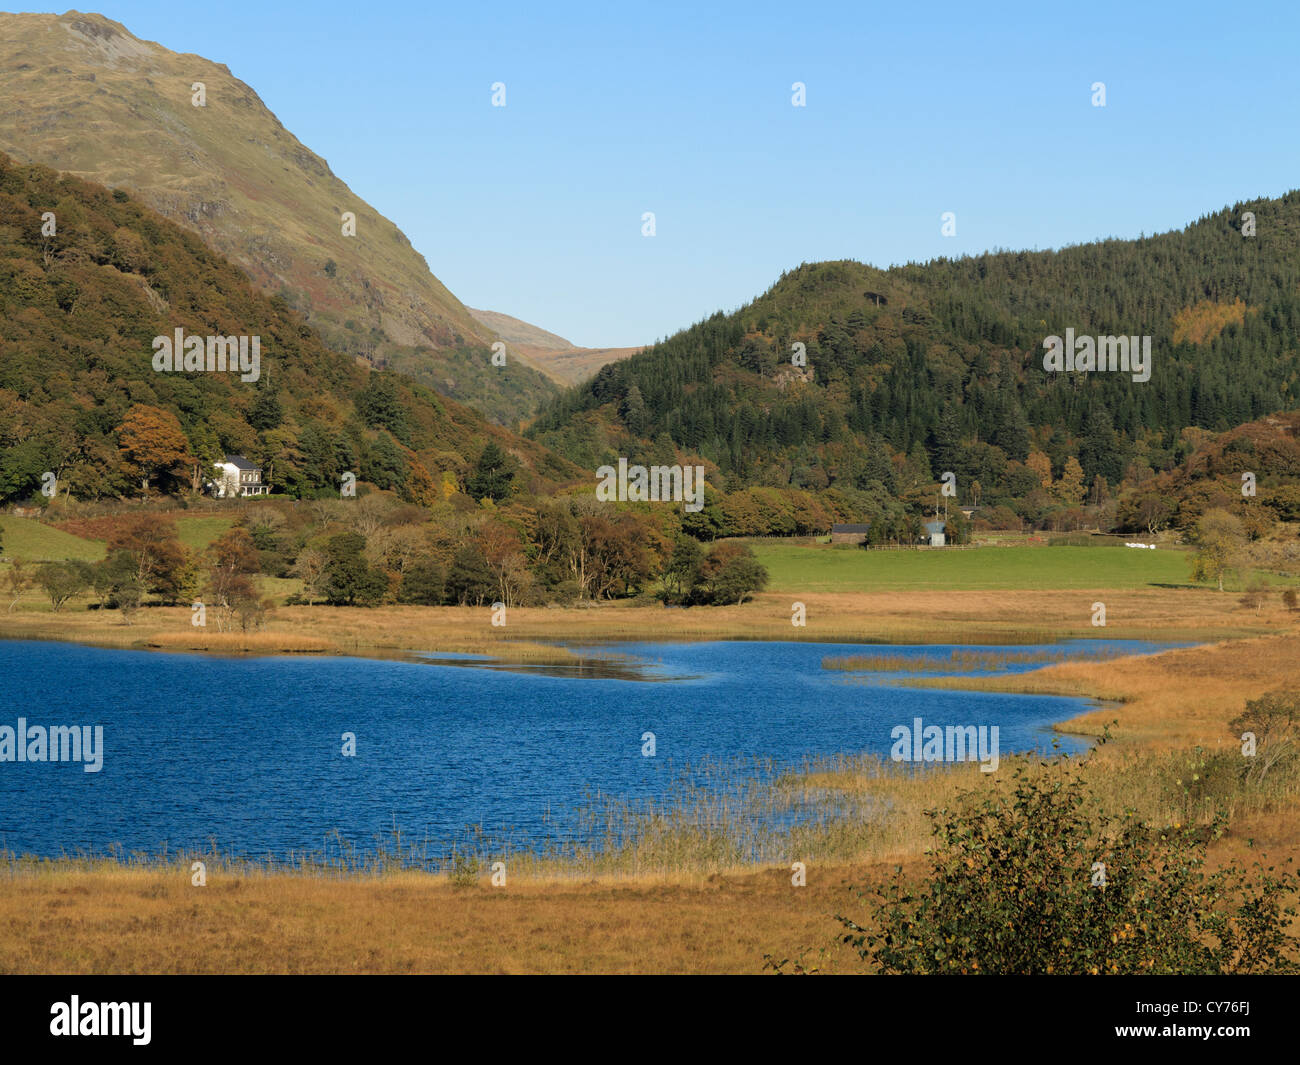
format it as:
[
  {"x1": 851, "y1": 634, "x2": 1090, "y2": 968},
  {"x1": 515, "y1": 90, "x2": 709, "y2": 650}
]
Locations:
[
  {"x1": 822, "y1": 644, "x2": 1146, "y2": 674},
  {"x1": 4, "y1": 728, "x2": 1298, "y2": 974}
]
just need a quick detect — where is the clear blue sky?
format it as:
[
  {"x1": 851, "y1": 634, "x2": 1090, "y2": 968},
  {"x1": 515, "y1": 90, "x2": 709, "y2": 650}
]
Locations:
[{"x1": 35, "y1": 1, "x2": 1300, "y2": 347}]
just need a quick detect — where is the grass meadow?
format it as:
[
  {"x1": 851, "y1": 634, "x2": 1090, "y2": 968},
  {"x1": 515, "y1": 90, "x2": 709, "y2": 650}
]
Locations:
[
  {"x1": 175, "y1": 514, "x2": 235, "y2": 552},
  {"x1": 0, "y1": 515, "x2": 105, "y2": 562},
  {"x1": 748, "y1": 539, "x2": 1240, "y2": 593}
]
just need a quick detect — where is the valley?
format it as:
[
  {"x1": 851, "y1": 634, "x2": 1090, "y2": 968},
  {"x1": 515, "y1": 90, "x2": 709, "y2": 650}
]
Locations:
[{"x1": 2, "y1": 3, "x2": 1299, "y2": 984}]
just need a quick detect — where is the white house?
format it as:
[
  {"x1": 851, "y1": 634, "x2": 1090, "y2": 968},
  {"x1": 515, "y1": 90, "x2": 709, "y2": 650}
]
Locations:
[
  {"x1": 210, "y1": 455, "x2": 268, "y2": 498},
  {"x1": 923, "y1": 519, "x2": 946, "y2": 547}
]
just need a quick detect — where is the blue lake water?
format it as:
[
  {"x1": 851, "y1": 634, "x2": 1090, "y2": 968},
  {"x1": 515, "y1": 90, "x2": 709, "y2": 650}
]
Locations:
[{"x1": 0, "y1": 638, "x2": 1170, "y2": 862}]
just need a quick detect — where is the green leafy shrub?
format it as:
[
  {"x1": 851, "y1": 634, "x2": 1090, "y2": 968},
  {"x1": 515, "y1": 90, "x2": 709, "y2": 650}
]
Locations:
[
  {"x1": 836, "y1": 738, "x2": 1299, "y2": 974},
  {"x1": 447, "y1": 851, "x2": 481, "y2": 890},
  {"x1": 1231, "y1": 691, "x2": 1300, "y2": 787}
]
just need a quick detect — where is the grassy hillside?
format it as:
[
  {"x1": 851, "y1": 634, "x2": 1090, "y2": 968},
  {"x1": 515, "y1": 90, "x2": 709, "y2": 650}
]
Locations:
[
  {"x1": 175, "y1": 514, "x2": 236, "y2": 552},
  {"x1": 0, "y1": 516, "x2": 105, "y2": 562},
  {"x1": 0, "y1": 151, "x2": 582, "y2": 504},
  {"x1": 0, "y1": 11, "x2": 558, "y2": 424},
  {"x1": 468, "y1": 308, "x2": 578, "y2": 354}
]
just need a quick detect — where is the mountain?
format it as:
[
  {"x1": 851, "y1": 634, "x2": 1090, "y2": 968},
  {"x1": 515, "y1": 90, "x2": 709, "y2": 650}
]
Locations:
[
  {"x1": 529, "y1": 193, "x2": 1300, "y2": 528},
  {"x1": 0, "y1": 10, "x2": 559, "y2": 425},
  {"x1": 468, "y1": 308, "x2": 642, "y2": 388},
  {"x1": 0, "y1": 151, "x2": 581, "y2": 505}
]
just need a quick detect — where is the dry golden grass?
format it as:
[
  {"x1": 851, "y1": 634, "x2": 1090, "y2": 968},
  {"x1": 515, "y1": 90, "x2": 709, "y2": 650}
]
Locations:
[
  {"x1": 3, "y1": 757, "x2": 1297, "y2": 974},
  {"x1": 0, "y1": 586, "x2": 1287, "y2": 660},
  {"x1": 921, "y1": 629, "x2": 1300, "y2": 749},
  {"x1": 0, "y1": 862, "x2": 876, "y2": 974}
]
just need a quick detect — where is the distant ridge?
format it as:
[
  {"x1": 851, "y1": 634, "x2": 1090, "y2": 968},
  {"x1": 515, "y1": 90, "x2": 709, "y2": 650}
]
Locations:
[{"x1": 469, "y1": 307, "x2": 643, "y2": 388}]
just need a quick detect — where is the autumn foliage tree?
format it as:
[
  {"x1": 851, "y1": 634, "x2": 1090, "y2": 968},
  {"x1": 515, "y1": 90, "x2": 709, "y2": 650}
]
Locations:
[
  {"x1": 476, "y1": 520, "x2": 532, "y2": 607},
  {"x1": 1190, "y1": 508, "x2": 1246, "y2": 591},
  {"x1": 577, "y1": 513, "x2": 655, "y2": 599},
  {"x1": 1053, "y1": 456, "x2": 1087, "y2": 505},
  {"x1": 206, "y1": 526, "x2": 264, "y2": 631},
  {"x1": 694, "y1": 541, "x2": 769, "y2": 605},
  {"x1": 117, "y1": 405, "x2": 192, "y2": 495},
  {"x1": 107, "y1": 513, "x2": 187, "y2": 602}
]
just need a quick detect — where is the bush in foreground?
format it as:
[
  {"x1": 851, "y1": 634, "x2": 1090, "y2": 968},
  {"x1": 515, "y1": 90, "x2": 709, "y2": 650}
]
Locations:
[{"x1": 832, "y1": 735, "x2": 1299, "y2": 975}]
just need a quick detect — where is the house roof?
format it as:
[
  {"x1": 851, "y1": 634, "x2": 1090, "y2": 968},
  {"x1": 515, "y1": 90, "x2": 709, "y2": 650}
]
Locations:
[
  {"x1": 924, "y1": 520, "x2": 947, "y2": 534},
  {"x1": 832, "y1": 523, "x2": 872, "y2": 533},
  {"x1": 221, "y1": 455, "x2": 260, "y2": 471}
]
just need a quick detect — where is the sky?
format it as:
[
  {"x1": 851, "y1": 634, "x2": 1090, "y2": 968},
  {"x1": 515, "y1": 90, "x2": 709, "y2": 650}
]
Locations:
[{"x1": 25, "y1": 1, "x2": 1300, "y2": 347}]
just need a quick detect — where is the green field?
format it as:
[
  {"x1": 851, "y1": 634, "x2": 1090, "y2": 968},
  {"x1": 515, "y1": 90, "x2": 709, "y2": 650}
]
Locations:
[
  {"x1": 0, "y1": 513, "x2": 230, "y2": 564},
  {"x1": 747, "y1": 542, "x2": 1210, "y2": 593},
  {"x1": 0, "y1": 517, "x2": 105, "y2": 563},
  {"x1": 175, "y1": 515, "x2": 235, "y2": 552}
]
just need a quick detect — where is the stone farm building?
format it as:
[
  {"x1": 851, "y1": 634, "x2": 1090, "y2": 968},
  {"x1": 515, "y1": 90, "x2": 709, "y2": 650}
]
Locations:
[{"x1": 830, "y1": 523, "x2": 872, "y2": 544}]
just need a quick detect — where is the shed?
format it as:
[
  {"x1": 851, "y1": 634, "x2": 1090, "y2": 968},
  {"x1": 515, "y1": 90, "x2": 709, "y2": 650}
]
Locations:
[{"x1": 830, "y1": 523, "x2": 872, "y2": 545}]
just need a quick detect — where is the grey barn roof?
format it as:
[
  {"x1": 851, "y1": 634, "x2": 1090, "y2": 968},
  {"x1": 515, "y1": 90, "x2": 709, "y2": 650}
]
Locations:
[{"x1": 831, "y1": 523, "x2": 872, "y2": 533}]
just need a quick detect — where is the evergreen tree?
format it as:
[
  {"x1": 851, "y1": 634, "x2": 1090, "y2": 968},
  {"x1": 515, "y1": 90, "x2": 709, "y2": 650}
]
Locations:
[
  {"x1": 465, "y1": 441, "x2": 515, "y2": 502},
  {"x1": 446, "y1": 542, "x2": 494, "y2": 605},
  {"x1": 356, "y1": 372, "x2": 409, "y2": 444},
  {"x1": 397, "y1": 558, "x2": 445, "y2": 605},
  {"x1": 324, "y1": 532, "x2": 386, "y2": 606},
  {"x1": 248, "y1": 386, "x2": 283, "y2": 431},
  {"x1": 619, "y1": 385, "x2": 650, "y2": 437}
]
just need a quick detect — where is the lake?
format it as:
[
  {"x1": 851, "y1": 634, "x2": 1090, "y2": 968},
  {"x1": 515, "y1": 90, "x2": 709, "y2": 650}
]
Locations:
[{"x1": 0, "y1": 638, "x2": 1166, "y2": 863}]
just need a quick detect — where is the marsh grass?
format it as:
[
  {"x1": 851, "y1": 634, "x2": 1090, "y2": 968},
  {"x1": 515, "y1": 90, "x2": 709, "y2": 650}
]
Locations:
[
  {"x1": 0, "y1": 756, "x2": 892, "y2": 884},
  {"x1": 822, "y1": 644, "x2": 1145, "y2": 674}
]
